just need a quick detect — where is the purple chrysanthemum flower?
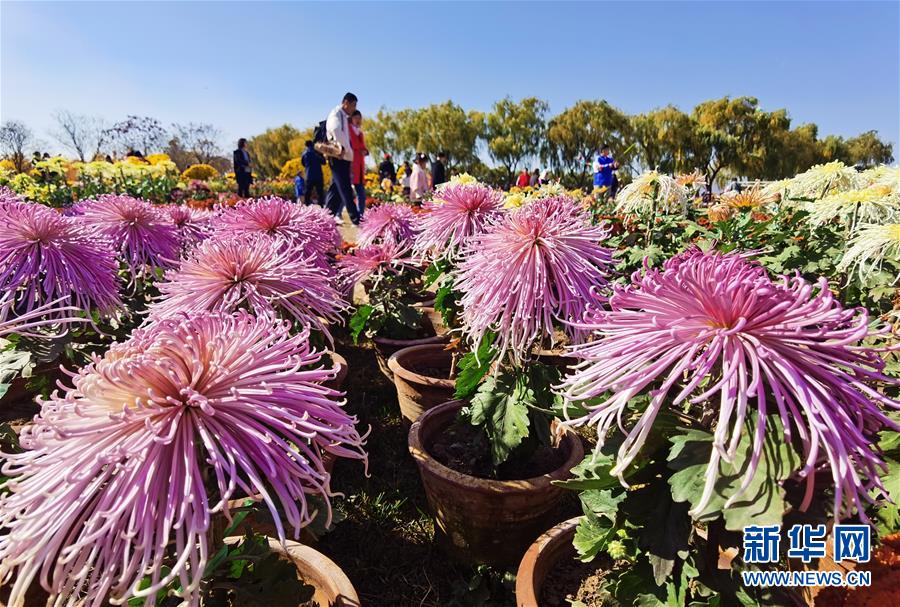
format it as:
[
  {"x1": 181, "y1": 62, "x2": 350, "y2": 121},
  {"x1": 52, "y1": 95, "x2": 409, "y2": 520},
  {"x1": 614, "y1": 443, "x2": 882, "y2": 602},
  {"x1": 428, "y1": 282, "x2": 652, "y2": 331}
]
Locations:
[
  {"x1": 0, "y1": 294, "x2": 85, "y2": 338},
  {"x1": 559, "y1": 247, "x2": 900, "y2": 521},
  {"x1": 148, "y1": 233, "x2": 346, "y2": 338},
  {"x1": 336, "y1": 241, "x2": 416, "y2": 294},
  {"x1": 167, "y1": 205, "x2": 212, "y2": 248},
  {"x1": 0, "y1": 203, "x2": 121, "y2": 316},
  {"x1": 0, "y1": 311, "x2": 367, "y2": 606},
  {"x1": 76, "y1": 195, "x2": 180, "y2": 276},
  {"x1": 356, "y1": 203, "x2": 418, "y2": 247},
  {"x1": 455, "y1": 197, "x2": 613, "y2": 363},
  {"x1": 211, "y1": 197, "x2": 340, "y2": 265},
  {"x1": 413, "y1": 182, "x2": 505, "y2": 260}
]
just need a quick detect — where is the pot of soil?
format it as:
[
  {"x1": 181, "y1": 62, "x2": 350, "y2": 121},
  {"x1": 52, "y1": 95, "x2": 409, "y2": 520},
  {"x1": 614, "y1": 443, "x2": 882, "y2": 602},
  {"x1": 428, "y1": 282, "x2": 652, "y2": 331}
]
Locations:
[
  {"x1": 409, "y1": 400, "x2": 584, "y2": 568},
  {"x1": 228, "y1": 536, "x2": 360, "y2": 606},
  {"x1": 387, "y1": 343, "x2": 456, "y2": 423},
  {"x1": 372, "y1": 333, "x2": 446, "y2": 380},
  {"x1": 516, "y1": 516, "x2": 611, "y2": 607},
  {"x1": 414, "y1": 298, "x2": 449, "y2": 337},
  {"x1": 323, "y1": 352, "x2": 349, "y2": 392}
]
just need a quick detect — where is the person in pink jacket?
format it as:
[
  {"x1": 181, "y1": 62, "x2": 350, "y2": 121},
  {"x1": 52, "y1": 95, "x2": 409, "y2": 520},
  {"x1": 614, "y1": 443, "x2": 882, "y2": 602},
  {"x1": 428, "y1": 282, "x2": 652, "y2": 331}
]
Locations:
[{"x1": 409, "y1": 153, "x2": 430, "y2": 204}]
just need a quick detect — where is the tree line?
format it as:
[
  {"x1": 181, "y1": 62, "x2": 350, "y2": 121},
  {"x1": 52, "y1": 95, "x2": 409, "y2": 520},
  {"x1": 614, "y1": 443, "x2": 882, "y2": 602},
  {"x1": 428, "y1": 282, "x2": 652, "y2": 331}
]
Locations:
[{"x1": 1, "y1": 96, "x2": 893, "y2": 188}]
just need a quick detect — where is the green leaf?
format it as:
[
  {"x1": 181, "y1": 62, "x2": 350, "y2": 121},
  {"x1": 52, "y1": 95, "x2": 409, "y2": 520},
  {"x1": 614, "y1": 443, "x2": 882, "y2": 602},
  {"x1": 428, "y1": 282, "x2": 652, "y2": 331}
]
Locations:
[
  {"x1": 454, "y1": 332, "x2": 496, "y2": 399},
  {"x1": 349, "y1": 304, "x2": 373, "y2": 344},
  {"x1": 468, "y1": 372, "x2": 531, "y2": 465},
  {"x1": 876, "y1": 457, "x2": 900, "y2": 535},
  {"x1": 572, "y1": 508, "x2": 616, "y2": 561},
  {"x1": 580, "y1": 489, "x2": 626, "y2": 521},
  {"x1": 667, "y1": 415, "x2": 800, "y2": 531},
  {"x1": 554, "y1": 452, "x2": 621, "y2": 491}
]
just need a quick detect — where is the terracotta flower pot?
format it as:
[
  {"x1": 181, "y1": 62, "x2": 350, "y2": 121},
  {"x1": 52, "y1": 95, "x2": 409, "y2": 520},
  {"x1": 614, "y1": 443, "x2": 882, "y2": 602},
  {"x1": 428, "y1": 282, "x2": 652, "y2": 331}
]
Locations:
[
  {"x1": 414, "y1": 298, "x2": 449, "y2": 337},
  {"x1": 324, "y1": 352, "x2": 349, "y2": 391},
  {"x1": 225, "y1": 536, "x2": 360, "y2": 607},
  {"x1": 409, "y1": 400, "x2": 584, "y2": 567},
  {"x1": 387, "y1": 344, "x2": 456, "y2": 423},
  {"x1": 372, "y1": 334, "x2": 446, "y2": 380},
  {"x1": 515, "y1": 517, "x2": 581, "y2": 607}
]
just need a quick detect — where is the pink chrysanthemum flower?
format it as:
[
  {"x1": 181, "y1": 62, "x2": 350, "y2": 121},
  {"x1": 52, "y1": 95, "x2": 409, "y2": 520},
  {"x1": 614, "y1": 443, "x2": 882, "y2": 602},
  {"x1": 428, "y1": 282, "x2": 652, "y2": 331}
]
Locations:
[
  {"x1": 413, "y1": 182, "x2": 505, "y2": 260},
  {"x1": 455, "y1": 197, "x2": 613, "y2": 363},
  {"x1": 167, "y1": 204, "x2": 212, "y2": 248},
  {"x1": 212, "y1": 197, "x2": 340, "y2": 265},
  {"x1": 336, "y1": 241, "x2": 417, "y2": 294},
  {"x1": 356, "y1": 203, "x2": 418, "y2": 247},
  {"x1": 0, "y1": 311, "x2": 367, "y2": 606},
  {"x1": 76, "y1": 195, "x2": 180, "y2": 276},
  {"x1": 0, "y1": 294, "x2": 85, "y2": 338},
  {"x1": 0, "y1": 203, "x2": 120, "y2": 317},
  {"x1": 559, "y1": 248, "x2": 900, "y2": 521},
  {"x1": 0, "y1": 186, "x2": 24, "y2": 208},
  {"x1": 148, "y1": 233, "x2": 345, "y2": 338}
]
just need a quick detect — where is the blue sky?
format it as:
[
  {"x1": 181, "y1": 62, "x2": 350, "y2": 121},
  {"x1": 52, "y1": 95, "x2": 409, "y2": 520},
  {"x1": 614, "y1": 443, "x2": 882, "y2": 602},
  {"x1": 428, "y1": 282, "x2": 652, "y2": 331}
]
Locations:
[{"x1": 2, "y1": 1, "x2": 898, "y2": 155}]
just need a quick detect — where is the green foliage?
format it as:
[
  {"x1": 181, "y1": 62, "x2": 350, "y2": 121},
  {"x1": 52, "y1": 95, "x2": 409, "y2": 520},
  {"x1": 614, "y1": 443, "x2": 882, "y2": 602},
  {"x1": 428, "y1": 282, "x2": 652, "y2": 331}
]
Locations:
[
  {"x1": 349, "y1": 270, "x2": 425, "y2": 342},
  {"x1": 483, "y1": 97, "x2": 549, "y2": 181},
  {"x1": 454, "y1": 332, "x2": 496, "y2": 399}
]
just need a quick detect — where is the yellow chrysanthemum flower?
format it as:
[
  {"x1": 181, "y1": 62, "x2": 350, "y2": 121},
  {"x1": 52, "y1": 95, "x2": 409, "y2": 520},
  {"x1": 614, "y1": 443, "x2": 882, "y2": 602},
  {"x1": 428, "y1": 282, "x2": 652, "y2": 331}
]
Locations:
[
  {"x1": 503, "y1": 192, "x2": 528, "y2": 209},
  {"x1": 806, "y1": 186, "x2": 900, "y2": 226},
  {"x1": 781, "y1": 161, "x2": 863, "y2": 202}
]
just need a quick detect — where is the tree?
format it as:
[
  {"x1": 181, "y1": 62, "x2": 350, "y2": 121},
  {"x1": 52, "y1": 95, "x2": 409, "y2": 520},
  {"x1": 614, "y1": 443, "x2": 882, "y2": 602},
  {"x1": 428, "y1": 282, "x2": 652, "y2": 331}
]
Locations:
[
  {"x1": 366, "y1": 108, "x2": 419, "y2": 161},
  {"x1": 104, "y1": 116, "x2": 168, "y2": 156},
  {"x1": 0, "y1": 120, "x2": 34, "y2": 172},
  {"x1": 246, "y1": 124, "x2": 304, "y2": 178},
  {"x1": 404, "y1": 102, "x2": 483, "y2": 170},
  {"x1": 50, "y1": 111, "x2": 108, "y2": 161},
  {"x1": 545, "y1": 100, "x2": 633, "y2": 187},
  {"x1": 482, "y1": 97, "x2": 549, "y2": 183},
  {"x1": 170, "y1": 123, "x2": 223, "y2": 165},
  {"x1": 845, "y1": 130, "x2": 894, "y2": 167},
  {"x1": 630, "y1": 106, "x2": 697, "y2": 175}
]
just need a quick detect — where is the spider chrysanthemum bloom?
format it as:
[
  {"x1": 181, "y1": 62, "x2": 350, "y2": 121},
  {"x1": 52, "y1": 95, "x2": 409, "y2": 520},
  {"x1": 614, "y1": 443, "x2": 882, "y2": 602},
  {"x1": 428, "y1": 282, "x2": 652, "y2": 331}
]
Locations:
[
  {"x1": 212, "y1": 197, "x2": 340, "y2": 265},
  {"x1": 783, "y1": 161, "x2": 863, "y2": 202},
  {"x1": 615, "y1": 170, "x2": 688, "y2": 215},
  {"x1": 0, "y1": 311, "x2": 367, "y2": 606},
  {"x1": 806, "y1": 185, "x2": 900, "y2": 227},
  {"x1": 0, "y1": 294, "x2": 85, "y2": 338},
  {"x1": 559, "y1": 248, "x2": 900, "y2": 521},
  {"x1": 455, "y1": 197, "x2": 613, "y2": 363},
  {"x1": 356, "y1": 203, "x2": 419, "y2": 247},
  {"x1": 149, "y1": 233, "x2": 346, "y2": 337},
  {"x1": 721, "y1": 183, "x2": 778, "y2": 210},
  {"x1": 675, "y1": 170, "x2": 706, "y2": 191},
  {"x1": 76, "y1": 195, "x2": 180, "y2": 276},
  {"x1": 0, "y1": 202, "x2": 121, "y2": 316},
  {"x1": 413, "y1": 182, "x2": 505, "y2": 260},
  {"x1": 167, "y1": 204, "x2": 212, "y2": 248},
  {"x1": 838, "y1": 223, "x2": 900, "y2": 284},
  {"x1": 336, "y1": 241, "x2": 416, "y2": 294}
]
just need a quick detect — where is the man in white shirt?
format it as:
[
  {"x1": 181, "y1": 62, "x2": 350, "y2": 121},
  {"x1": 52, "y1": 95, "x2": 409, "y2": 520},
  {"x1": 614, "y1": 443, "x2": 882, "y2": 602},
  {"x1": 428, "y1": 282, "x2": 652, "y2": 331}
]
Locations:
[{"x1": 324, "y1": 92, "x2": 360, "y2": 225}]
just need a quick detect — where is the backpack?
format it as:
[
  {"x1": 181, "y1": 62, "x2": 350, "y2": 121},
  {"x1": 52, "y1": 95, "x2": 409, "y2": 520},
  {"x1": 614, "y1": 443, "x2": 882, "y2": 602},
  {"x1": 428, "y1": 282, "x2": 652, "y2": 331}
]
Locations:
[{"x1": 313, "y1": 120, "x2": 327, "y2": 144}]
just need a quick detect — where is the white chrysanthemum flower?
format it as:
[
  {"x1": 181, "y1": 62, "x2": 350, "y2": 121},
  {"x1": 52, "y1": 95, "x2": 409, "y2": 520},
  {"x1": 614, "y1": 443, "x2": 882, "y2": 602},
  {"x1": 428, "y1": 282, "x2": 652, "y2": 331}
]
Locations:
[
  {"x1": 860, "y1": 166, "x2": 900, "y2": 191},
  {"x1": 782, "y1": 161, "x2": 863, "y2": 202},
  {"x1": 437, "y1": 172, "x2": 479, "y2": 192},
  {"x1": 614, "y1": 170, "x2": 688, "y2": 215},
  {"x1": 838, "y1": 223, "x2": 900, "y2": 283},
  {"x1": 806, "y1": 185, "x2": 900, "y2": 227}
]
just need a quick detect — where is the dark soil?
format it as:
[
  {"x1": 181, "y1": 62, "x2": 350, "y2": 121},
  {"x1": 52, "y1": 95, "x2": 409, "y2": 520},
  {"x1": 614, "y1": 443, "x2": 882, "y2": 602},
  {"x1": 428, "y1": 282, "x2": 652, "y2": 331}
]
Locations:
[
  {"x1": 540, "y1": 554, "x2": 613, "y2": 607},
  {"x1": 408, "y1": 362, "x2": 453, "y2": 380},
  {"x1": 430, "y1": 418, "x2": 567, "y2": 481}
]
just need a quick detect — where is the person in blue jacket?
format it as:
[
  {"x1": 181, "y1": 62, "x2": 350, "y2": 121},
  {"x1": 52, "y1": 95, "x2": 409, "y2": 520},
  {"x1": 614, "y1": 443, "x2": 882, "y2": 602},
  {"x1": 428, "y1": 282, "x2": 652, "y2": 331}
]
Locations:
[
  {"x1": 301, "y1": 140, "x2": 325, "y2": 206},
  {"x1": 293, "y1": 171, "x2": 305, "y2": 203},
  {"x1": 592, "y1": 144, "x2": 618, "y2": 193}
]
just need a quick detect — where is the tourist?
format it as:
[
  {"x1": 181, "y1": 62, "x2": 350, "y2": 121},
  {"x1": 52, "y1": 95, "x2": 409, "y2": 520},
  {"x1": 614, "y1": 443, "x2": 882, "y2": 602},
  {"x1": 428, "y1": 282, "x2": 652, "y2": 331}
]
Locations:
[
  {"x1": 301, "y1": 140, "x2": 325, "y2": 206},
  {"x1": 529, "y1": 168, "x2": 540, "y2": 187},
  {"x1": 431, "y1": 151, "x2": 447, "y2": 189},
  {"x1": 401, "y1": 161, "x2": 412, "y2": 199},
  {"x1": 516, "y1": 168, "x2": 530, "y2": 188},
  {"x1": 410, "y1": 153, "x2": 430, "y2": 204},
  {"x1": 324, "y1": 92, "x2": 360, "y2": 225},
  {"x1": 379, "y1": 153, "x2": 397, "y2": 184},
  {"x1": 233, "y1": 138, "x2": 252, "y2": 198},
  {"x1": 726, "y1": 177, "x2": 743, "y2": 193},
  {"x1": 539, "y1": 169, "x2": 550, "y2": 185},
  {"x1": 293, "y1": 171, "x2": 305, "y2": 203},
  {"x1": 592, "y1": 144, "x2": 617, "y2": 193},
  {"x1": 349, "y1": 109, "x2": 369, "y2": 219}
]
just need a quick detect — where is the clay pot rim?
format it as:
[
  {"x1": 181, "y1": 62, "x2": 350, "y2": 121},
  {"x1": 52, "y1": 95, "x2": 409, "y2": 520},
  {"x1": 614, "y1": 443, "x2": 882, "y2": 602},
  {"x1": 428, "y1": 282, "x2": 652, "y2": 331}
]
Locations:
[
  {"x1": 514, "y1": 516, "x2": 581, "y2": 606},
  {"x1": 224, "y1": 536, "x2": 360, "y2": 606},
  {"x1": 373, "y1": 333, "x2": 447, "y2": 347},
  {"x1": 387, "y1": 343, "x2": 455, "y2": 388},
  {"x1": 408, "y1": 400, "x2": 584, "y2": 495}
]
